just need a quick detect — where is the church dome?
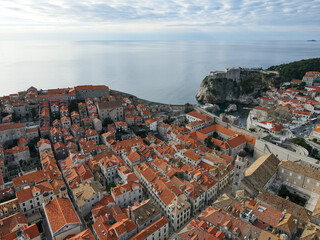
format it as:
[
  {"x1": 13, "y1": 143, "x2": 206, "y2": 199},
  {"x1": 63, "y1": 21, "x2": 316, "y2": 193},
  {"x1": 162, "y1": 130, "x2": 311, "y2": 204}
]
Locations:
[{"x1": 238, "y1": 149, "x2": 247, "y2": 158}]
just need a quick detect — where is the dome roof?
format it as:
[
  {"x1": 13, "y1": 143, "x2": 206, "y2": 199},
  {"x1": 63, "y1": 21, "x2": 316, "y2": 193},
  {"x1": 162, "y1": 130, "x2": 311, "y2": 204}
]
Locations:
[
  {"x1": 238, "y1": 149, "x2": 247, "y2": 158},
  {"x1": 43, "y1": 191, "x2": 49, "y2": 197}
]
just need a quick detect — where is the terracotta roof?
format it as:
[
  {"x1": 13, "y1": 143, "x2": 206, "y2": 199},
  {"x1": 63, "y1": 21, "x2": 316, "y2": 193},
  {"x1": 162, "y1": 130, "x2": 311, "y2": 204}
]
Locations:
[
  {"x1": 47, "y1": 88, "x2": 69, "y2": 94},
  {"x1": 67, "y1": 229, "x2": 95, "y2": 240},
  {"x1": 184, "y1": 149, "x2": 201, "y2": 162},
  {"x1": 253, "y1": 106, "x2": 267, "y2": 111},
  {"x1": 22, "y1": 224, "x2": 41, "y2": 239},
  {"x1": 130, "y1": 217, "x2": 168, "y2": 240},
  {"x1": 45, "y1": 197, "x2": 81, "y2": 234},
  {"x1": 0, "y1": 212, "x2": 28, "y2": 236},
  {"x1": 226, "y1": 134, "x2": 247, "y2": 148},
  {"x1": 145, "y1": 118, "x2": 156, "y2": 124},
  {"x1": 13, "y1": 170, "x2": 49, "y2": 188},
  {"x1": 158, "y1": 188, "x2": 175, "y2": 206},
  {"x1": 293, "y1": 110, "x2": 311, "y2": 116},
  {"x1": 75, "y1": 85, "x2": 109, "y2": 90},
  {"x1": 54, "y1": 142, "x2": 67, "y2": 150},
  {"x1": 187, "y1": 111, "x2": 213, "y2": 122},
  {"x1": 127, "y1": 151, "x2": 141, "y2": 163},
  {"x1": 0, "y1": 123, "x2": 25, "y2": 131},
  {"x1": 38, "y1": 92, "x2": 75, "y2": 99},
  {"x1": 112, "y1": 182, "x2": 142, "y2": 197}
]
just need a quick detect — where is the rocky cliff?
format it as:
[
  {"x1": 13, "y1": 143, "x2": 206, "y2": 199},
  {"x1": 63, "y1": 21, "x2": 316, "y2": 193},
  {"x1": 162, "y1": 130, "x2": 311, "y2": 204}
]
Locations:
[{"x1": 195, "y1": 69, "x2": 272, "y2": 104}]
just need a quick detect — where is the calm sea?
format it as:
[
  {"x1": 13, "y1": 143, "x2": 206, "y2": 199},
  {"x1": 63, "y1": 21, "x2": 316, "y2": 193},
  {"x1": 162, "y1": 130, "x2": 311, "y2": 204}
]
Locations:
[{"x1": 0, "y1": 40, "x2": 319, "y2": 104}]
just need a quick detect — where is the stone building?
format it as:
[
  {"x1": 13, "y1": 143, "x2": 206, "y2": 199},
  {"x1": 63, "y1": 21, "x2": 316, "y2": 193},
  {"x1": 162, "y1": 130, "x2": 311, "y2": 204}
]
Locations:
[
  {"x1": 232, "y1": 150, "x2": 249, "y2": 195},
  {"x1": 72, "y1": 181, "x2": 106, "y2": 217},
  {"x1": 278, "y1": 160, "x2": 320, "y2": 199},
  {"x1": 240, "y1": 153, "x2": 280, "y2": 196},
  {"x1": 97, "y1": 101, "x2": 123, "y2": 122},
  {"x1": 43, "y1": 197, "x2": 82, "y2": 240},
  {"x1": 0, "y1": 123, "x2": 26, "y2": 144},
  {"x1": 73, "y1": 85, "x2": 109, "y2": 100},
  {"x1": 126, "y1": 199, "x2": 162, "y2": 232},
  {"x1": 209, "y1": 67, "x2": 241, "y2": 83},
  {"x1": 111, "y1": 182, "x2": 143, "y2": 208}
]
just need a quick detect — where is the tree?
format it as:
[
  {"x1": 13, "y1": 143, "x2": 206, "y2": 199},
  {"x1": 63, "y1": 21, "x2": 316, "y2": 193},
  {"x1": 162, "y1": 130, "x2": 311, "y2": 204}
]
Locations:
[
  {"x1": 204, "y1": 137, "x2": 213, "y2": 149},
  {"x1": 268, "y1": 58, "x2": 320, "y2": 84},
  {"x1": 163, "y1": 117, "x2": 175, "y2": 125},
  {"x1": 214, "y1": 146, "x2": 221, "y2": 151},
  {"x1": 103, "y1": 118, "x2": 113, "y2": 127},
  {"x1": 212, "y1": 132, "x2": 219, "y2": 139},
  {"x1": 69, "y1": 100, "x2": 79, "y2": 112}
]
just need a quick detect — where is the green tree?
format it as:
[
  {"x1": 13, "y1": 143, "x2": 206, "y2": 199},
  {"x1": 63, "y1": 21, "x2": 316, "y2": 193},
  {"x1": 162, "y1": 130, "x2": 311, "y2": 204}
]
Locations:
[
  {"x1": 103, "y1": 118, "x2": 113, "y2": 127},
  {"x1": 204, "y1": 137, "x2": 213, "y2": 149}
]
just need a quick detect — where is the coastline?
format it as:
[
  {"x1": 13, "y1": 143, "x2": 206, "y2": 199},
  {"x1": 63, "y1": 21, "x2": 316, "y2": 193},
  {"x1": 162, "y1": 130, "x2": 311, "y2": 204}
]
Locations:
[{"x1": 111, "y1": 89, "x2": 188, "y2": 108}]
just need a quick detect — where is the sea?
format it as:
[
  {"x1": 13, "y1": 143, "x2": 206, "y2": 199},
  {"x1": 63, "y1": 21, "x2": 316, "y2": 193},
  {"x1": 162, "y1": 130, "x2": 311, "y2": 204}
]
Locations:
[{"x1": 0, "y1": 40, "x2": 319, "y2": 105}]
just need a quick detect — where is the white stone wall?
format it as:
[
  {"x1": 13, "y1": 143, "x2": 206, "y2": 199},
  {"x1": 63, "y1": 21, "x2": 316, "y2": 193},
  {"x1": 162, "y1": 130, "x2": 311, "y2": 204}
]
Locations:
[
  {"x1": 143, "y1": 222, "x2": 169, "y2": 240},
  {"x1": 113, "y1": 187, "x2": 142, "y2": 208},
  {"x1": 254, "y1": 139, "x2": 320, "y2": 170}
]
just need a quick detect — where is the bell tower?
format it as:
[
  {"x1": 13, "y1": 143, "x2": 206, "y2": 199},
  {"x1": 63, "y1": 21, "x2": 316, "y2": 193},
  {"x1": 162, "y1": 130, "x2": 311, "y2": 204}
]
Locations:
[{"x1": 232, "y1": 149, "x2": 249, "y2": 195}]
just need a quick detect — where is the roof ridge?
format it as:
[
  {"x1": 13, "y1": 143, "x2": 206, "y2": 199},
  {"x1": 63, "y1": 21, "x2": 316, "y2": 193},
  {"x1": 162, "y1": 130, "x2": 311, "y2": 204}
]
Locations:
[{"x1": 56, "y1": 198, "x2": 68, "y2": 227}]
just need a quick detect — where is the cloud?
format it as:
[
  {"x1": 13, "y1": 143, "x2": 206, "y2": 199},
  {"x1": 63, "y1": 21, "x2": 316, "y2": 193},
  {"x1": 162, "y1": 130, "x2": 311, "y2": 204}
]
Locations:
[{"x1": 0, "y1": 0, "x2": 319, "y2": 39}]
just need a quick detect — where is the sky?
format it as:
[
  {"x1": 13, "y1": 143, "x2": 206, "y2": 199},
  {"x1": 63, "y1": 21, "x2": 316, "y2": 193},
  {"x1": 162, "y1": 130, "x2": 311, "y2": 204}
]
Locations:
[{"x1": 0, "y1": 0, "x2": 319, "y2": 41}]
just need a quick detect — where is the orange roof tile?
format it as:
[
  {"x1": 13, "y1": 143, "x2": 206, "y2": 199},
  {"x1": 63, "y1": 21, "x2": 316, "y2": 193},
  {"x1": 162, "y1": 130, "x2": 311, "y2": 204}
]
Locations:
[
  {"x1": 67, "y1": 229, "x2": 95, "y2": 240},
  {"x1": 129, "y1": 217, "x2": 168, "y2": 240},
  {"x1": 0, "y1": 122, "x2": 25, "y2": 131},
  {"x1": 45, "y1": 198, "x2": 81, "y2": 234}
]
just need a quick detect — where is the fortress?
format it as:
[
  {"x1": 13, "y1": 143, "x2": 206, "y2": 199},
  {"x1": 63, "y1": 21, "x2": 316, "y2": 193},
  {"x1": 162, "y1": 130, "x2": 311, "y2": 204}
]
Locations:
[{"x1": 209, "y1": 67, "x2": 241, "y2": 83}]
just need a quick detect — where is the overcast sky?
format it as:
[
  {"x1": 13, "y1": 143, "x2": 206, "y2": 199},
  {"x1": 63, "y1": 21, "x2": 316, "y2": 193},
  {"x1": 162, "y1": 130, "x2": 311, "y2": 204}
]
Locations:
[{"x1": 0, "y1": 0, "x2": 319, "y2": 40}]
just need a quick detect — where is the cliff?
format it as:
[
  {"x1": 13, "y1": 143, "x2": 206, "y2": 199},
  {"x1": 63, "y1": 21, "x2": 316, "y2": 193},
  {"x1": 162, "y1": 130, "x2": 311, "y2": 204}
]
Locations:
[{"x1": 195, "y1": 69, "x2": 273, "y2": 104}]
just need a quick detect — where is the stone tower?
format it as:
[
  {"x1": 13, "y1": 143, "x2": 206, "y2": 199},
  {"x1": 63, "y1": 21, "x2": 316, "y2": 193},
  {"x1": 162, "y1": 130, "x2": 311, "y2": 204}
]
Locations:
[{"x1": 232, "y1": 149, "x2": 249, "y2": 195}]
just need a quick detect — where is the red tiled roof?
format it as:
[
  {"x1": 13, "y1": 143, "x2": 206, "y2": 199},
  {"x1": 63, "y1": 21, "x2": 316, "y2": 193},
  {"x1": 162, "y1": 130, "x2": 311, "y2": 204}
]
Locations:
[
  {"x1": 67, "y1": 229, "x2": 95, "y2": 240},
  {"x1": 45, "y1": 198, "x2": 81, "y2": 234},
  {"x1": 253, "y1": 106, "x2": 267, "y2": 111},
  {"x1": 130, "y1": 217, "x2": 168, "y2": 240},
  {"x1": 158, "y1": 188, "x2": 175, "y2": 206},
  {"x1": 74, "y1": 85, "x2": 109, "y2": 91},
  {"x1": 226, "y1": 134, "x2": 247, "y2": 148},
  {"x1": 187, "y1": 111, "x2": 213, "y2": 122},
  {"x1": 13, "y1": 170, "x2": 49, "y2": 188},
  {"x1": 0, "y1": 123, "x2": 25, "y2": 131},
  {"x1": 0, "y1": 212, "x2": 28, "y2": 236},
  {"x1": 22, "y1": 224, "x2": 41, "y2": 239},
  {"x1": 293, "y1": 110, "x2": 311, "y2": 116},
  {"x1": 184, "y1": 149, "x2": 201, "y2": 162}
]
